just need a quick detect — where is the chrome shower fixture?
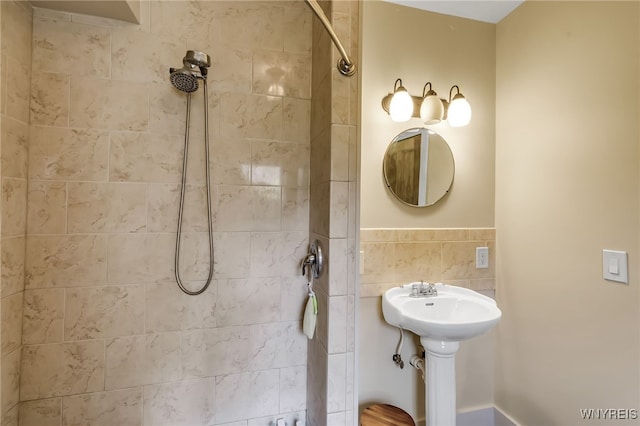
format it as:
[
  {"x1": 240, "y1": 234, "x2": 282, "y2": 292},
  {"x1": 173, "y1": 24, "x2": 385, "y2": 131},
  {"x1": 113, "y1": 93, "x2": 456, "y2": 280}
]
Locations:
[
  {"x1": 169, "y1": 50, "x2": 211, "y2": 93},
  {"x1": 169, "y1": 50, "x2": 215, "y2": 296}
]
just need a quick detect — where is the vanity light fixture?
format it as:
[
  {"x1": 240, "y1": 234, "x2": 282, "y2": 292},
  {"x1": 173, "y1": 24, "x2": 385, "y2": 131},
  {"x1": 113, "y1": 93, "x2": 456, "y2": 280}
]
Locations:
[
  {"x1": 387, "y1": 79, "x2": 414, "y2": 122},
  {"x1": 420, "y1": 82, "x2": 444, "y2": 125},
  {"x1": 446, "y1": 85, "x2": 472, "y2": 127},
  {"x1": 381, "y1": 79, "x2": 472, "y2": 127}
]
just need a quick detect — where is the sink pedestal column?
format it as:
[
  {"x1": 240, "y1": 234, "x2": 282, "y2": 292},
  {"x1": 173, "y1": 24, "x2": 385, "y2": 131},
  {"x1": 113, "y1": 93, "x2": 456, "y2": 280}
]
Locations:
[{"x1": 421, "y1": 338, "x2": 460, "y2": 426}]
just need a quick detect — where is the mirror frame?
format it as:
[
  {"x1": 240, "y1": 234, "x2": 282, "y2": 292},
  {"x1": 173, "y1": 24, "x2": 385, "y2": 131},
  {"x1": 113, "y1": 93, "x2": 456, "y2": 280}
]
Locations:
[{"x1": 382, "y1": 127, "x2": 455, "y2": 207}]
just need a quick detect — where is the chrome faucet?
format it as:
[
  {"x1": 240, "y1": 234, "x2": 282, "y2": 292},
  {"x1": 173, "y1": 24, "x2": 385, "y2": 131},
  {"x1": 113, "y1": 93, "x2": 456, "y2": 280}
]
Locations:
[{"x1": 410, "y1": 281, "x2": 438, "y2": 297}]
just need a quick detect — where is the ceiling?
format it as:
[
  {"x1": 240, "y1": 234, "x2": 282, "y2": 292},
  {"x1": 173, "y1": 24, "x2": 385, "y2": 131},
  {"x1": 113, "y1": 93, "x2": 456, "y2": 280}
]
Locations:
[{"x1": 383, "y1": 0, "x2": 525, "y2": 23}]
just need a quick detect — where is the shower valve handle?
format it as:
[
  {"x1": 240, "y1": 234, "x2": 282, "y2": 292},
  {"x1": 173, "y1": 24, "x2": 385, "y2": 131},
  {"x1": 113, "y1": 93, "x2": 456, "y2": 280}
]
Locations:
[
  {"x1": 300, "y1": 240, "x2": 323, "y2": 279},
  {"x1": 301, "y1": 254, "x2": 315, "y2": 276}
]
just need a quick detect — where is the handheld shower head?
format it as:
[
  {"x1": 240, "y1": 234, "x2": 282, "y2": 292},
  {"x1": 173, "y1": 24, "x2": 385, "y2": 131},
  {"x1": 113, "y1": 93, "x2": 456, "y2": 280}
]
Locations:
[
  {"x1": 169, "y1": 50, "x2": 211, "y2": 93},
  {"x1": 170, "y1": 68, "x2": 200, "y2": 93}
]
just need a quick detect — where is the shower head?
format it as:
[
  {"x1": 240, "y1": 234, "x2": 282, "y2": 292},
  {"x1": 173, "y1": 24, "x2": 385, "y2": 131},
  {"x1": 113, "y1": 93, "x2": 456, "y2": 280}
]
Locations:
[
  {"x1": 169, "y1": 50, "x2": 211, "y2": 93},
  {"x1": 170, "y1": 69, "x2": 200, "y2": 93}
]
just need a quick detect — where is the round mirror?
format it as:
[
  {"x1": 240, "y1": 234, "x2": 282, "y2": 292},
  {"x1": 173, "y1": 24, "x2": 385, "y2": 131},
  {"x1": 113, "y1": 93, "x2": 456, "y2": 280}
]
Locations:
[{"x1": 383, "y1": 128, "x2": 455, "y2": 207}]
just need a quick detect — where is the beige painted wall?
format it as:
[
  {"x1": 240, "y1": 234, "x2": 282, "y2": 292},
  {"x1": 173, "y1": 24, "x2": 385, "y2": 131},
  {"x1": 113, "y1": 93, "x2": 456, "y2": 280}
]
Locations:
[
  {"x1": 359, "y1": 2, "x2": 497, "y2": 422},
  {"x1": 360, "y1": 1, "x2": 495, "y2": 229},
  {"x1": 495, "y1": 2, "x2": 640, "y2": 425}
]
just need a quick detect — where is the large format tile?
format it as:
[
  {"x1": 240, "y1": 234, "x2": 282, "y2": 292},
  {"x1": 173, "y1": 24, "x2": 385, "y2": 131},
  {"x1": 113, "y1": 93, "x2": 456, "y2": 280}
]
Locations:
[
  {"x1": 107, "y1": 233, "x2": 174, "y2": 284},
  {"x1": 283, "y1": 98, "x2": 311, "y2": 144},
  {"x1": 215, "y1": 185, "x2": 281, "y2": 232},
  {"x1": 70, "y1": 77, "x2": 148, "y2": 131},
  {"x1": 143, "y1": 378, "x2": 215, "y2": 426},
  {"x1": 29, "y1": 126, "x2": 109, "y2": 181},
  {"x1": 216, "y1": 278, "x2": 280, "y2": 327},
  {"x1": 67, "y1": 182, "x2": 147, "y2": 233},
  {"x1": 112, "y1": 29, "x2": 184, "y2": 84},
  {"x1": 1, "y1": 0, "x2": 33, "y2": 65},
  {"x1": 30, "y1": 72, "x2": 69, "y2": 126},
  {"x1": 249, "y1": 232, "x2": 308, "y2": 278},
  {"x1": 2, "y1": 178, "x2": 27, "y2": 238},
  {"x1": 1, "y1": 291, "x2": 23, "y2": 356},
  {"x1": 204, "y1": 44, "x2": 252, "y2": 94},
  {"x1": 282, "y1": 187, "x2": 309, "y2": 232},
  {"x1": 251, "y1": 141, "x2": 310, "y2": 187},
  {"x1": 2, "y1": 348, "x2": 21, "y2": 415},
  {"x1": 1, "y1": 115, "x2": 29, "y2": 178},
  {"x1": 214, "y1": 370, "x2": 279, "y2": 424},
  {"x1": 23, "y1": 288, "x2": 64, "y2": 344},
  {"x1": 18, "y1": 398, "x2": 61, "y2": 426},
  {"x1": 27, "y1": 181, "x2": 67, "y2": 235},
  {"x1": 215, "y1": 2, "x2": 284, "y2": 51},
  {"x1": 64, "y1": 286, "x2": 144, "y2": 340},
  {"x1": 144, "y1": 282, "x2": 216, "y2": 333},
  {"x1": 283, "y1": 3, "x2": 312, "y2": 55},
  {"x1": 147, "y1": 183, "x2": 211, "y2": 233},
  {"x1": 394, "y1": 242, "x2": 442, "y2": 283},
  {"x1": 249, "y1": 322, "x2": 306, "y2": 371},
  {"x1": 219, "y1": 93, "x2": 282, "y2": 140},
  {"x1": 105, "y1": 334, "x2": 181, "y2": 390},
  {"x1": 21, "y1": 340, "x2": 105, "y2": 400},
  {"x1": 1, "y1": 236, "x2": 25, "y2": 297},
  {"x1": 26, "y1": 234, "x2": 107, "y2": 288},
  {"x1": 279, "y1": 365, "x2": 307, "y2": 413},
  {"x1": 110, "y1": 132, "x2": 183, "y2": 183},
  {"x1": 182, "y1": 327, "x2": 250, "y2": 378},
  {"x1": 32, "y1": 18, "x2": 110, "y2": 78},
  {"x1": 62, "y1": 388, "x2": 142, "y2": 426},
  {"x1": 5, "y1": 56, "x2": 31, "y2": 123},
  {"x1": 212, "y1": 232, "x2": 251, "y2": 280},
  {"x1": 252, "y1": 50, "x2": 311, "y2": 98}
]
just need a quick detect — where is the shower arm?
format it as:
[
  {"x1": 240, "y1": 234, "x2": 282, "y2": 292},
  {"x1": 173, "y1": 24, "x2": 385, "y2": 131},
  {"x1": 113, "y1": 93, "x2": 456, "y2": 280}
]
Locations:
[{"x1": 305, "y1": 0, "x2": 356, "y2": 77}]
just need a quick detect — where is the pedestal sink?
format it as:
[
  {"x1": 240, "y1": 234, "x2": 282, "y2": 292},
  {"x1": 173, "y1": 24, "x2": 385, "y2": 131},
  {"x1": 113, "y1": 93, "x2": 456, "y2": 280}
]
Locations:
[{"x1": 382, "y1": 283, "x2": 502, "y2": 426}]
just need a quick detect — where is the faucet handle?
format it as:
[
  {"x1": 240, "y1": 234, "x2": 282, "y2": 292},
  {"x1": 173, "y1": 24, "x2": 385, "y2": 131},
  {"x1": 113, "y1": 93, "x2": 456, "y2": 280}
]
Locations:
[
  {"x1": 411, "y1": 283, "x2": 420, "y2": 296},
  {"x1": 426, "y1": 283, "x2": 437, "y2": 296}
]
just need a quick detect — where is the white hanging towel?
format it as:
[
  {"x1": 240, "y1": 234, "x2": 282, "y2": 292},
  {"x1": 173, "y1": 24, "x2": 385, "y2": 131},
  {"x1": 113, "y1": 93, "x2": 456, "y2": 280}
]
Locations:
[{"x1": 303, "y1": 290, "x2": 318, "y2": 339}]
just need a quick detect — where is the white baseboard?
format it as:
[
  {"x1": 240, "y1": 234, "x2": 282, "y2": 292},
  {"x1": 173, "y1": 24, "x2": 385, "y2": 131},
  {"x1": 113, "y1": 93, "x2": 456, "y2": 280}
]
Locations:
[
  {"x1": 457, "y1": 406, "x2": 496, "y2": 426},
  {"x1": 453, "y1": 405, "x2": 518, "y2": 426},
  {"x1": 494, "y1": 406, "x2": 520, "y2": 426}
]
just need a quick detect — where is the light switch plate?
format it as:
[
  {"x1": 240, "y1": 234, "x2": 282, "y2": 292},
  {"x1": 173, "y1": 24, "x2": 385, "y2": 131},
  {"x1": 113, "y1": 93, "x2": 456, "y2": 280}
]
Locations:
[{"x1": 602, "y1": 249, "x2": 628, "y2": 284}]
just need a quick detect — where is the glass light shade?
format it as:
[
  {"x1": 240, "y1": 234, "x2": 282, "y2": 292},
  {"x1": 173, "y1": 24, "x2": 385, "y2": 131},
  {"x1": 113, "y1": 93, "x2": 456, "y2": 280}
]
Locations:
[
  {"x1": 420, "y1": 95, "x2": 444, "y2": 125},
  {"x1": 389, "y1": 89, "x2": 413, "y2": 122},
  {"x1": 447, "y1": 95, "x2": 472, "y2": 127}
]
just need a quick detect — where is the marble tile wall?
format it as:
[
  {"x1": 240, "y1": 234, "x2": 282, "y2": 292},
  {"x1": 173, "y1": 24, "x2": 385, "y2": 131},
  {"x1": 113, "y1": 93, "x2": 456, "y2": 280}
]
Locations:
[
  {"x1": 0, "y1": 1, "x2": 32, "y2": 425},
  {"x1": 359, "y1": 228, "x2": 496, "y2": 297},
  {"x1": 308, "y1": 1, "x2": 359, "y2": 425},
  {"x1": 19, "y1": 2, "x2": 313, "y2": 425}
]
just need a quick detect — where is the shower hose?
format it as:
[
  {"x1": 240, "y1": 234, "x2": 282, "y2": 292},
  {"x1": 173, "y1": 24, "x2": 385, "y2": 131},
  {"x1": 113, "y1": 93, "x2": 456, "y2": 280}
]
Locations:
[{"x1": 175, "y1": 79, "x2": 215, "y2": 295}]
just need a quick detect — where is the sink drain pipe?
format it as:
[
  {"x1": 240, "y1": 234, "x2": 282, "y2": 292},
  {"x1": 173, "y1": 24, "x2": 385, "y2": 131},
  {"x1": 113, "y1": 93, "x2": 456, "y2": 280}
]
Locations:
[{"x1": 409, "y1": 354, "x2": 426, "y2": 381}]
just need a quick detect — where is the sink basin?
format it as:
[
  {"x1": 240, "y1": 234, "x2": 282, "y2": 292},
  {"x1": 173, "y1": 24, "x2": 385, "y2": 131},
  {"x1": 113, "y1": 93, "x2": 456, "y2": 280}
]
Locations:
[
  {"x1": 382, "y1": 283, "x2": 501, "y2": 341},
  {"x1": 383, "y1": 283, "x2": 502, "y2": 425}
]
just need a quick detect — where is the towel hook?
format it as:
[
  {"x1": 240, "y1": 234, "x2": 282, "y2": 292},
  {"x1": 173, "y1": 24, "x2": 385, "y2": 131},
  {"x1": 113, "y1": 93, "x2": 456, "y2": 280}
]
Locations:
[{"x1": 301, "y1": 239, "x2": 323, "y2": 279}]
